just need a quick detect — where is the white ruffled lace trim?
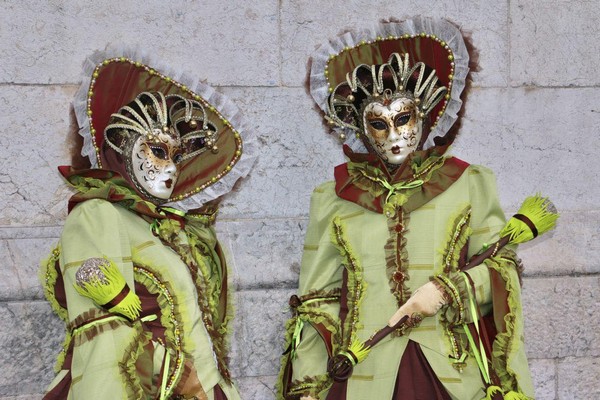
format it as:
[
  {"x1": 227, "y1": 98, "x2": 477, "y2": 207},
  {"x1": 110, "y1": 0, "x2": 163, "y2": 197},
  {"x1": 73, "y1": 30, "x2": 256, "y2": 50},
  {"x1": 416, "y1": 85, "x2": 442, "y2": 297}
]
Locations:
[
  {"x1": 72, "y1": 45, "x2": 257, "y2": 211},
  {"x1": 309, "y1": 16, "x2": 469, "y2": 152}
]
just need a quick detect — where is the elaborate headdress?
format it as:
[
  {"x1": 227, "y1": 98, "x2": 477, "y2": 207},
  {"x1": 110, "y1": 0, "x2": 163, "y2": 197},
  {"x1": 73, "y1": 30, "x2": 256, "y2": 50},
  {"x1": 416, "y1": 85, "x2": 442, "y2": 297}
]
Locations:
[
  {"x1": 73, "y1": 47, "x2": 257, "y2": 209},
  {"x1": 309, "y1": 16, "x2": 470, "y2": 152}
]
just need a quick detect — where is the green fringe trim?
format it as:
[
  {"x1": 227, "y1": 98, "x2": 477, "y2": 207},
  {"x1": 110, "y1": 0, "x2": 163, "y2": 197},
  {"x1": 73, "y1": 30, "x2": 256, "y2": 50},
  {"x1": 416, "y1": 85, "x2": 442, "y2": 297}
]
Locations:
[
  {"x1": 39, "y1": 245, "x2": 72, "y2": 372},
  {"x1": 486, "y1": 249, "x2": 527, "y2": 394},
  {"x1": 481, "y1": 386, "x2": 531, "y2": 400},
  {"x1": 69, "y1": 309, "x2": 126, "y2": 347},
  {"x1": 118, "y1": 320, "x2": 154, "y2": 400},
  {"x1": 483, "y1": 385, "x2": 504, "y2": 399},
  {"x1": 299, "y1": 288, "x2": 342, "y2": 305},
  {"x1": 286, "y1": 374, "x2": 331, "y2": 399},
  {"x1": 346, "y1": 162, "x2": 388, "y2": 198},
  {"x1": 153, "y1": 217, "x2": 233, "y2": 382},
  {"x1": 503, "y1": 390, "x2": 531, "y2": 400},
  {"x1": 435, "y1": 206, "x2": 472, "y2": 364},
  {"x1": 439, "y1": 205, "x2": 472, "y2": 274},
  {"x1": 277, "y1": 298, "x2": 341, "y2": 399},
  {"x1": 411, "y1": 154, "x2": 446, "y2": 181},
  {"x1": 133, "y1": 265, "x2": 185, "y2": 396},
  {"x1": 39, "y1": 246, "x2": 68, "y2": 321},
  {"x1": 66, "y1": 174, "x2": 159, "y2": 215},
  {"x1": 330, "y1": 217, "x2": 366, "y2": 349}
]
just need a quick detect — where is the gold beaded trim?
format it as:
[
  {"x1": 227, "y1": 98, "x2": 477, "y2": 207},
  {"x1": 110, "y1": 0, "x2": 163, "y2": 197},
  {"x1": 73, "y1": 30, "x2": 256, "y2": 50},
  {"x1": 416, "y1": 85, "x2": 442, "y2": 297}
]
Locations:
[
  {"x1": 331, "y1": 217, "x2": 365, "y2": 349},
  {"x1": 86, "y1": 57, "x2": 243, "y2": 202},
  {"x1": 384, "y1": 208, "x2": 412, "y2": 307},
  {"x1": 324, "y1": 33, "x2": 455, "y2": 136},
  {"x1": 133, "y1": 266, "x2": 184, "y2": 397},
  {"x1": 442, "y1": 208, "x2": 472, "y2": 273}
]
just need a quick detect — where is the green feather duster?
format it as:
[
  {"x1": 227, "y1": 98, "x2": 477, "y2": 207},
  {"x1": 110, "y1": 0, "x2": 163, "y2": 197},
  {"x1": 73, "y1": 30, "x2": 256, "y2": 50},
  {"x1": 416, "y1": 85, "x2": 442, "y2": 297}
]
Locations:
[{"x1": 500, "y1": 194, "x2": 559, "y2": 244}]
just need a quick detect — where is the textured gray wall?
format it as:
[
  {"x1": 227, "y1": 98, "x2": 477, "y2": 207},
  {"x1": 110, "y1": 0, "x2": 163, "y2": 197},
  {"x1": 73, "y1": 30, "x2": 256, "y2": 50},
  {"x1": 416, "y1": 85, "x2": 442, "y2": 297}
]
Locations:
[{"x1": 1, "y1": 1, "x2": 598, "y2": 399}]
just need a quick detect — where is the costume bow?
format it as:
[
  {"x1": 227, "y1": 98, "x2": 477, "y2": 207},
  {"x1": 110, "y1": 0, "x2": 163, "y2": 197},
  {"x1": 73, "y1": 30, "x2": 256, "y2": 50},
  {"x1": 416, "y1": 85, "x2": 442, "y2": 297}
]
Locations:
[{"x1": 378, "y1": 178, "x2": 425, "y2": 203}]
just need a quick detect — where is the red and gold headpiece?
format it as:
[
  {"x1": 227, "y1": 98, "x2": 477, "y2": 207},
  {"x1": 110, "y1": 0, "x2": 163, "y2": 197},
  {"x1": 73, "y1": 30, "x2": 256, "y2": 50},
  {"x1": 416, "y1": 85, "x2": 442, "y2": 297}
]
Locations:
[
  {"x1": 73, "y1": 48, "x2": 256, "y2": 209},
  {"x1": 309, "y1": 16, "x2": 469, "y2": 152}
]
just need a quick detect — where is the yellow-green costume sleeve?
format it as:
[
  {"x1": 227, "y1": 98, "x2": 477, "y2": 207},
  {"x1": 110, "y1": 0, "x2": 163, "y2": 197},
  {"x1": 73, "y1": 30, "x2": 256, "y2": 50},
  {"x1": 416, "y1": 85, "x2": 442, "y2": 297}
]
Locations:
[
  {"x1": 279, "y1": 183, "x2": 342, "y2": 399},
  {"x1": 60, "y1": 198, "x2": 136, "y2": 319},
  {"x1": 448, "y1": 166, "x2": 509, "y2": 316},
  {"x1": 58, "y1": 199, "x2": 141, "y2": 399}
]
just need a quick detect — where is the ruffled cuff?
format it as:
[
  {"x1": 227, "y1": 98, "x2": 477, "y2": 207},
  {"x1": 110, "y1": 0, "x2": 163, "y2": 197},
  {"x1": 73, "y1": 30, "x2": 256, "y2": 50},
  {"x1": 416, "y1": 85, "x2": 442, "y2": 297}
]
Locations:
[
  {"x1": 285, "y1": 375, "x2": 330, "y2": 400},
  {"x1": 432, "y1": 272, "x2": 467, "y2": 325}
]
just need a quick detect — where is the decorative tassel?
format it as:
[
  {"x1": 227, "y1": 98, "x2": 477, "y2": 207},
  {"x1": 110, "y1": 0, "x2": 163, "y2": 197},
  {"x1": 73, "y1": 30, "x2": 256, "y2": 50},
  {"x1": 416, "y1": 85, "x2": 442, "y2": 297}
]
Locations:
[
  {"x1": 483, "y1": 385, "x2": 504, "y2": 400},
  {"x1": 347, "y1": 339, "x2": 371, "y2": 365},
  {"x1": 74, "y1": 257, "x2": 141, "y2": 320},
  {"x1": 500, "y1": 194, "x2": 559, "y2": 244}
]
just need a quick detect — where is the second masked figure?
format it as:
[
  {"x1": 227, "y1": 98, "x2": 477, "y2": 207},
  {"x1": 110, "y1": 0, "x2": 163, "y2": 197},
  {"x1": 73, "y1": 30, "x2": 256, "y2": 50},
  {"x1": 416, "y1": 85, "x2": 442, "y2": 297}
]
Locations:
[
  {"x1": 278, "y1": 17, "x2": 534, "y2": 400},
  {"x1": 41, "y1": 50, "x2": 256, "y2": 399}
]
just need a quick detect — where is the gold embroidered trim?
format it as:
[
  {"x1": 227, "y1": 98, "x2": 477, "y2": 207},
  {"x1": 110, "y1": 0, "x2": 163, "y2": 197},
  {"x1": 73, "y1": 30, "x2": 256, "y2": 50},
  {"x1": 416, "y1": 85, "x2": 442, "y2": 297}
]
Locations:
[
  {"x1": 488, "y1": 248, "x2": 526, "y2": 393},
  {"x1": 286, "y1": 374, "x2": 332, "y2": 399},
  {"x1": 409, "y1": 264, "x2": 434, "y2": 270},
  {"x1": 331, "y1": 217, "x2": 366, "y2": 349},
  {"x1": 384, "y1": 208, "x2": 411, "y2": 307},
  {"x1": 134, "y1": 266, "x2": 185, "y2": 398},
  {"x1": 435, "y1": 206, "x2": 473, "y2": 372},
  {"x1": 411, "y1": 325, "x2": 437, "y2": 332},
  {"x1": 277, "y1": 309, "x2": 339, "y2": 399},
  {"x1": 299, "y1": 288, "x2": 342, "y2": 305},
  {"x1": 119, "y1": 320, "x2": 154, "y2": 399},
  {"x1": 154, "y1": 218, "x2": 232, "y2": 383},
  {"x1": 134, "y1": 240, "x2": 156, "y2": 251},
  {"x1": 439, "y1": 377, "x2": 462, "y2": 383},
  {"x1": 412, "y1": 154, "x2": 446, "y2": 181},
  {"x1": 441, "y1": 206, "x2": 472, "y2": 274}
]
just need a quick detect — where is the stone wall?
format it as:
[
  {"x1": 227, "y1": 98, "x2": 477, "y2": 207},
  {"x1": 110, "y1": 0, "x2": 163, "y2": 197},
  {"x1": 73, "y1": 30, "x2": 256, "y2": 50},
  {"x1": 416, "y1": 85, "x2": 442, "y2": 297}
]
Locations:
[{"x1": 1, "y1": 1, "x2": 598, "y2": 399}]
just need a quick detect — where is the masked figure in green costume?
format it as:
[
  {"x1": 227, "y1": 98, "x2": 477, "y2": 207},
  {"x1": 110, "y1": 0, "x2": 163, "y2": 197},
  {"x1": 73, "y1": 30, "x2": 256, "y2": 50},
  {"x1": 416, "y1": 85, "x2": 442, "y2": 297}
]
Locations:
[
  {"x1": 278, "y1": 17, "x2": 534, "y2": 400},
  {"x1": 40, "y1": 50, "x2": 256, "y2": 399}
]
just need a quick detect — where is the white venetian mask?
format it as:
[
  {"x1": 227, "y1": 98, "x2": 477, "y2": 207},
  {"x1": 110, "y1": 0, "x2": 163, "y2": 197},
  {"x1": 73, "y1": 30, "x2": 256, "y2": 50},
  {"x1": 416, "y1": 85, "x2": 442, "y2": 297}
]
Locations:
[
  {"x1": 362, "y1": 97, "x2": 423, "y2": 165},
  {"x1": 130, "y1": 132, "x2": 183, "y2": 200}
]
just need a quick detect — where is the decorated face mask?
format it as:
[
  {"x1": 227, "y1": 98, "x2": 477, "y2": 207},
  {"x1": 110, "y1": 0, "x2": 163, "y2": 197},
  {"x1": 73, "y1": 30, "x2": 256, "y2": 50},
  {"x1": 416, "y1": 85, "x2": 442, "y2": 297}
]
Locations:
[
  {"x1": 130, "y1": 133, "x2": 183, "y2": 200},
  {"x1": 362, "y1": 97, "x2": 423, "y2": 165}
]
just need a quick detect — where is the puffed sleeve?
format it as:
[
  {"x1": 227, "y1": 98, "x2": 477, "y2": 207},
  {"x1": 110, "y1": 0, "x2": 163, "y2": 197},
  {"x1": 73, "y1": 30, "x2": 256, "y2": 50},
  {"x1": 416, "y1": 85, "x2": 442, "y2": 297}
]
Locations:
[
  {"x1": 59, "y1": 199, "x2": 136, "y2": 320},
  {"x1": 278, "y1": 182, "x2": 343, "y2": 400},
  {"x1": 439, "y1": 165, "x2": 512, "y2": 321},
  {"x1": 55, "y1": 199, "x2": 142, "y2": 399}
]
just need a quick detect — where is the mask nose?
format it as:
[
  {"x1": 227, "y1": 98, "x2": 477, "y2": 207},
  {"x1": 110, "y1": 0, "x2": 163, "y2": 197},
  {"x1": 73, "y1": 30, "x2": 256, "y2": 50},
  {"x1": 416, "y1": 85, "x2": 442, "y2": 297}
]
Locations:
[
  {"x1": 387, "y1": 125, "x2": 401, "y2": 142},
  {"x1": 164, "y1": 161, "x2": 177, "y2": 176}
]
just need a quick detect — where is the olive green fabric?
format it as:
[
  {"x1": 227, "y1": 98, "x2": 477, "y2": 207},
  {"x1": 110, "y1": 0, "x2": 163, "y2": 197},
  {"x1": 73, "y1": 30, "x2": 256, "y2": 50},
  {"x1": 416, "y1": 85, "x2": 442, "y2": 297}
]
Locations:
[
  {"x1": 279, "y1": 165, "x2": 534, "y2": 400},
  {"x1": 43, "y1": 199, "x2": 239, "y2": 399}
]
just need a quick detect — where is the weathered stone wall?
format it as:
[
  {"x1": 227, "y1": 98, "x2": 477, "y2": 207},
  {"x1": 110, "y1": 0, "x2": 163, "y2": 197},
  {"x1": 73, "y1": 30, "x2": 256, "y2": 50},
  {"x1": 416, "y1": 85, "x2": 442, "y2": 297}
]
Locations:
[{"x1": 1, "y1": 1, "x2": 598, "y2": 399}]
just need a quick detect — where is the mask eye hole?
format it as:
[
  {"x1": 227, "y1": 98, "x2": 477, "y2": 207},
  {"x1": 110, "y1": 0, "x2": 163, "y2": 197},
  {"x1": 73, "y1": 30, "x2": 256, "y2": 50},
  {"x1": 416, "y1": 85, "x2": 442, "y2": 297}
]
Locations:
[
  {"x1": 150, "y1": 145, "x2": 168, "y2": 160},
  {"x1": 368, "y1": 119, "x2": 387, "y2": 130},
  {"x1": 394, "y1": 113, "x2": 411, "y2": 127}
]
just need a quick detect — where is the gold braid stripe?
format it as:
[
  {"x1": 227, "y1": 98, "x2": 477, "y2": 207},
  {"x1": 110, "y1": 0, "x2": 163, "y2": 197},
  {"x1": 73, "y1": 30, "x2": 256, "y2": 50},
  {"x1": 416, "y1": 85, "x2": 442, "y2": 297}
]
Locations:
[
  {"x1": 331, "y1": 217, "x2": 366, "y2": 349},
  {"x1": 134, "y1": 266, "x2": 184, "y2": 398}
]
